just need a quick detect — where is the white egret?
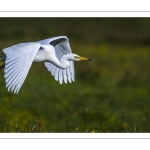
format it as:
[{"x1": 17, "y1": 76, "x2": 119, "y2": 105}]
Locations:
[{"x1": 0, "y1": 36, "x2": 92, "y2": 94}]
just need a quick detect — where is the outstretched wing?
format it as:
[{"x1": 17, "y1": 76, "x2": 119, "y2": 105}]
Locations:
[
  {"x1": 3, "y1": 42, "x2": 41, "y2": 94},
  {"x1": 38, "y1": 36, "x2": 75, "y2": 84}
]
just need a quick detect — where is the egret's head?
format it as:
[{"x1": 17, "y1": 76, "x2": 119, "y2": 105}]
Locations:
[{"x1": 72, "y1": 54, "x2": 93, "y2": 61}]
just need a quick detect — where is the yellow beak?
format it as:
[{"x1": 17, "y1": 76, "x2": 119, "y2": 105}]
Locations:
[{"x1": 79, "y1": 57, "x2": 93, "y2": 61}]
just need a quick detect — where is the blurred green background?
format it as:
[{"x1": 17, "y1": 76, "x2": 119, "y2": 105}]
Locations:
[{"x1": 0, "y1": 18, "x2": 150, "y2": 132}]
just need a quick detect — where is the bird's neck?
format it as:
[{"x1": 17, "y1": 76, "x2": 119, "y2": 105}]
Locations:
[{"x1": 54, "y1": 54, "x2": 71, "y2": 69}]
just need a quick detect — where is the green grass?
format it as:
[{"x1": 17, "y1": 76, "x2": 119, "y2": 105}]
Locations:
[{"x1": 0, "y1": 18, "x2": 150, "y2": 132}]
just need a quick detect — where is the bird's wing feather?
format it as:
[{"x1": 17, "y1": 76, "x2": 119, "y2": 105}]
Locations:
[
  {"x1": 3, "y1": 42, "x2": 41, "y2": 94},
  {"x1": 38, "y1": 36, "x2": 69, "y2": 46},
  {"x1": 38, "y1": 36, "x2": 75, "y2": 84}
]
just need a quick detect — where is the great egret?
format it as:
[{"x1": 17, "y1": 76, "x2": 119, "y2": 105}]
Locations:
[{"x1": 0, "y1": 36, "x2": 92, "y2": 94}]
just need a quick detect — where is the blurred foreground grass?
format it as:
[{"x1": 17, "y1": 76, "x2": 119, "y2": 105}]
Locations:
[{"x1": 0, "y1": 18, "x2": 150, "y2": 132}]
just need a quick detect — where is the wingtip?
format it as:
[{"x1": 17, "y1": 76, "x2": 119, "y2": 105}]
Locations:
[{"x1": 59, "y1": 80, "x2": 63, "y2": 84}]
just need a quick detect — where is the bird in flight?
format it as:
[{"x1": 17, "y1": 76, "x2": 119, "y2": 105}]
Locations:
[{"x1": 0, "y1": 36, "x2": 92, "y2": 94}]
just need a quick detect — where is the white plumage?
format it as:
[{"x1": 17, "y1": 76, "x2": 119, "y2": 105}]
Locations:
[{"x1": 0, "y1": 36, "x2": 92, "y2": 94}]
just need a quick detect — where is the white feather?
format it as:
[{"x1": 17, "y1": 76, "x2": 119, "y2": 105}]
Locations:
[
  {"x1": 3, "y1": 42, "x2": 41, "y2": 93},
  {"x1": 54, "y1": 68, "x2": 59, "y2": 81},
  {"x1": 67, "y1": 68, "x2": 72, "y2": 83},
  {"x1": 59, "y1": 69, "x2": 63, "y2": 84},
  {"x1": 40, "y1": 36, "x2": 75, "y2": 84},
  {"x1": 63, "y1": 70, "x2": 67, "y2": 83}
]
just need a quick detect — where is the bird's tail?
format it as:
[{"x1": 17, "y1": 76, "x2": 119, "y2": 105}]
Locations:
[{"x1": 0, "y1": 52, "x2": 6, "y2": 70}]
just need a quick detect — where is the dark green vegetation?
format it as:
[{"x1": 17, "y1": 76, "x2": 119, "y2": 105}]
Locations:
[{"x1": 0, "y1": 18, "x2": 150, "y2": 132}]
